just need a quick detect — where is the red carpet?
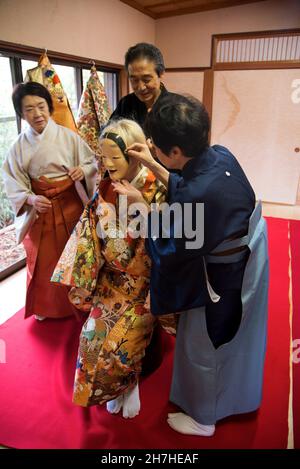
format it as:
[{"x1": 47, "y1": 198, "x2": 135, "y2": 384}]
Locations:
[
  {"x1": 0, "y1": 218, "x2": 292, "y2": 449},
  {"x1": 290, "y1": 220, "x2": 300, "y2": 449}
]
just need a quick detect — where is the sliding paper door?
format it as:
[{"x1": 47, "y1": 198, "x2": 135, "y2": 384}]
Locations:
[
  {"x1": 163, "y1": 71, "x2": 204, "y2": 101},
  {"x1": 211, "y1": 69, "x2": 300, "y2": 204}
]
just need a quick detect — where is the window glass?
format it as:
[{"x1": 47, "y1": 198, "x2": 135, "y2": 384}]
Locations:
[
  {"x1": 0, "y1": 56, "x2": 18, "y2": 230},
  {"x1": 0, "y1": 56, "x2": 26, "y2": 278},
  {"x1": 21, "y1": 59, "x2": 38, "y2": 78},
  {"x1": 52, "y1": 64, "x2": 78, "y2": 116}
]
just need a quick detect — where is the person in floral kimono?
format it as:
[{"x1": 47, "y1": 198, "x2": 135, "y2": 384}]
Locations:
[{"x1": 52, "y1": 119, "x2": 168, "y2": 418}]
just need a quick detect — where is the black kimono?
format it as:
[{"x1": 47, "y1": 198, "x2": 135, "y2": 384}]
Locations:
[
  {"x1": 110, "y1": 84, "x2": 170, "y2": 136},
  {"x1": 146, "y1": 144, "x2": 256, "y2": 347}
]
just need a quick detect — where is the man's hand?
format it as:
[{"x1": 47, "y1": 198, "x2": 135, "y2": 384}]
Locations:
[
  {"x1": 126, "y1": 142, "x2": 169, "y2": 188},
  {"x1": 68, "y1": 166, "x2": 85, "y2": 181},
  {"x1": 27, "y1": 194, "x2": 52, "y2": 213},
  {"x1": 126, "y1": 142, "x2": 156, "y2": 168}
]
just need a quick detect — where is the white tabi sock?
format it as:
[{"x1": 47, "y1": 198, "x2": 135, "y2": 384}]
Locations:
[
  {"x1": 167, "y1": 412, "x2": 215, "y2": 437},
  {"x1": 106, "y1": 395, "x2": 124, "y2": 414},
  {"x1": 34, "y1": 315, "x2": 46, "y2": 321},
  {"x1": 122, "y1": 382, "x2": 140, "y2": 419}
]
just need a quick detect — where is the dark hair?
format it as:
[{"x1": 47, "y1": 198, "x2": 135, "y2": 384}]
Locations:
[
  {"x1": 146, "y1": 93, "x2": 210, "y2": 158},
  {"x1": 12, "y1": 82, "x2": 54, "y2": 118},
  {"x1": 125, "y1": 43, "x2": 165, "y2": 77}
]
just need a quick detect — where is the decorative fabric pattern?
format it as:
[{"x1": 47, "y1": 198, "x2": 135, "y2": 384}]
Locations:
[
  {"x1": 76, "y1": 66, "x2": 111, "y2": 176},
  {"x1": 25, "y1": 53, "x2": 77, "y2": 132},
  {"x1": 52, "y1": 168, "x2": 171, "y2": 406}
]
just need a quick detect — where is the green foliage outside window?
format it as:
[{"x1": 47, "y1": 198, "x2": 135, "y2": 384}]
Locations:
[{"x1": 0, "y1": 120, "x2": 16, "y2": 230}]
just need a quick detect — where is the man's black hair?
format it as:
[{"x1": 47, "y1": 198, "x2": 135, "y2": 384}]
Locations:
[
  {"x1": 125, "y1": 43, "x2": 165, "y2": 77},
  {"x1": 146, "y1": 93, "x2": 210, "y2": 158}
]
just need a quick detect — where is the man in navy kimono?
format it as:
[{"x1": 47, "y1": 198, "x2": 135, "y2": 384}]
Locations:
[{"x1": 113, "y1": 93, "x2": 269, "y2": 436}]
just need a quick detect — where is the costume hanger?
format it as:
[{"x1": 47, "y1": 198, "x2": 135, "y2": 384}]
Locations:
[
  {"x1": 89, "y1": 59, "x2": 96, "y2": 71},
  {"x1": 38, "y1": 48, "x2": 48, "y2": 65}
]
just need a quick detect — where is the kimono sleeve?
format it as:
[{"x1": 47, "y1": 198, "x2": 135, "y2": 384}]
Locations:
[
  {"x1": 146, "y1": 172, "x2": 204, "y2": 268},
  {"x1": 2, "y1": 146, "x2": 34, "y2": 217},
  {"x1": 51, "y1": 194, "x2": 105, "y2": 293},
  {"x1": 75, "y1": 134, "x2": 97, "y2": 197},
  {"x1": 2, "y1": 145, "x2": 37, "y2": 243}
]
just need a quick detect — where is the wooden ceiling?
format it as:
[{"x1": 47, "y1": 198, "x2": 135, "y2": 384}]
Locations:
[{"x1": 119, "y1": 0, "x2": 266, "y2": 19}]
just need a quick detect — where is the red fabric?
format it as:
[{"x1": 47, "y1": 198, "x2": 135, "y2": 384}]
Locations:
[
  {"x1": 290, "y1": 220, "x2": 300, "y2": 449},
  {"x1": 24, "y1": 177, "x2": 83, "y2": 319},
  {"x1": 0, "y1": 218, "x2": 291, "y2": 448}
]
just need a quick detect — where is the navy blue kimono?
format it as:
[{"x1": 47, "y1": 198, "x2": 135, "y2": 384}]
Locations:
[
  {"x1": 146, "y1": 145, "x2": 269, "y2": 425},
  {"x1": 146, "y1": 144, "x2": 256, "y2": 318}
]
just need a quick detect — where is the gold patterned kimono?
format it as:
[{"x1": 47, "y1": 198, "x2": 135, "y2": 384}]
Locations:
[{"x1": 52, "y1": 167, "x2": 166, "y2": 406}]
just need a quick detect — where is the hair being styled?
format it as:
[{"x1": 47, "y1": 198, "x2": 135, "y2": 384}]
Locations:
[
  {"x1": 12, "y1": 82, "x2": 54, "y2": 118},
  {"x1": 146, "y1": 93, "x2": 210, "y2": 158},
  {"x1": 100, "y1": 118, "x2": 147, "y2": 150},
  {"x1": 125, "y1": 43, "x2": 165, "y2": 77}
]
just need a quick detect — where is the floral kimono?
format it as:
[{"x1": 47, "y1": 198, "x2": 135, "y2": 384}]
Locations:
[
  {"x1": 52, "y1": 167, "x2": 167, "y2": 406},
  {"x1": 76, "y1": 65, "x2": 111, "y2": 176}
]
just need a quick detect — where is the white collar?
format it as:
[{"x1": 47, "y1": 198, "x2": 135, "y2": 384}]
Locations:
[
  {"x1": 25, "y1": 117, "x2": 55, "y2": 146},
  {"x1": 130, "y1": 165, "x2": 148, "y2": 189}
]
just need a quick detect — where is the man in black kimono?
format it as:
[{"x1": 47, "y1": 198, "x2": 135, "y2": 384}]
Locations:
[
  {"x1": 112, "y1": 94, "x2": 269, "y2": 437},
  {"x1": 110, "y1": 43, "x2": 170, "y2": 134},
  {"x1": 110, "y1": 43, "x2": 173, "y2": 375}
]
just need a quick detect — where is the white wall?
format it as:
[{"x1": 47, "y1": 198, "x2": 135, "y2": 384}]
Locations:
[
  {"x1": 0, "y1": 0, "x2": 155, "y2": 65},
  {"x1": 156, "y1": 0, "x2": 300, "y2": 68}
]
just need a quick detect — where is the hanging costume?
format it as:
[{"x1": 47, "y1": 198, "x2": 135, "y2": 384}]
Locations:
[
  {"x1": 146, "y1": 144, "x2": 269, "y2": 425},
  {"x1": 52, "y1": 167, "x2": 167, "y2": 405},
  {"x1": 2, "y1": 118, "x2": 97, "y2": 318},
  {"x1": 76, "y1": 65, "x2": 111, "y2": 177},
  {"x1": 25, "y1": 52, "x2": 77, "y2": 133}
]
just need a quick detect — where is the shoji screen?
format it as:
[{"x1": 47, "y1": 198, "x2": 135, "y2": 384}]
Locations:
[
  {"x1": 163, "y1": 71, "x2": 204, "y2": 101},
  {"x1": 211, "y1": 69, "x2": 300, "y2": 204}
]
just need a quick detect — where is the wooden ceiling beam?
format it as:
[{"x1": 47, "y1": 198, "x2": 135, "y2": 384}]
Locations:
[
  {"x1": 119, "y1": 0, "x2": 158, "y2": 18},
  {"x1": 120, "y1": 0, "x2": 266, "y2": 19}
]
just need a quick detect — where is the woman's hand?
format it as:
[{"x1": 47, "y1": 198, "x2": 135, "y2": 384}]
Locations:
[
  {"x1": 112, "y1": 179, "x2": 147, "y2": 206},
  {"x1": 126, "y1": 142, "x2": 155, "y2": 168},
  {"x1": 27, "y1": 194, "x2": 52, "y2": 213},
  {"x1": 68, "y1": 166, "x2": 85, "y2": 181}
]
